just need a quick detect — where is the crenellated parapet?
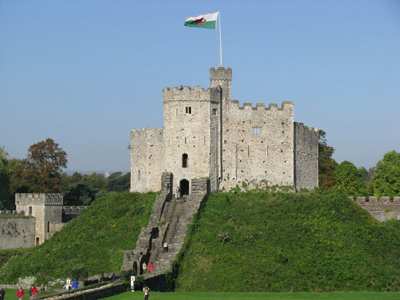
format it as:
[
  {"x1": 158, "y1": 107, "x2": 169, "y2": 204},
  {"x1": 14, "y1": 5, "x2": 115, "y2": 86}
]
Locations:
[
  {"x1": 351, "y1": 196, "x2": 400, "y2": 222},
  {"x1": 0, "y1": 210, "x2": 25, "y2": 216},
  {"x1": 62, "y1": 206, "x2": 89, "y2": 215},
  {"x1": 295, "y1": 122, "x2": 319, "y2": 134},
  {"x1": 15, "y1": 193, "x2": 63, "y2": 206},
  {"x1": 351, "y1": 196, "x2": 400, "y2": 207},
  {"x1": 162, "y1": 85, "x2": 220, "y2": 103},
  {"x1": 210, "y1": 66, "x2": 232, "y2": 81},
  {"x1": 230, "y1": 100, "x2": 294, "y2": 111}
]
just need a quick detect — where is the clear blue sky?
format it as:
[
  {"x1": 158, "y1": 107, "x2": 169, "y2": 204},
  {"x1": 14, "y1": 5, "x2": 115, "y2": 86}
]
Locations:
[{"x1": 1, "y1": 0, "x2": 399, "y2": 173}]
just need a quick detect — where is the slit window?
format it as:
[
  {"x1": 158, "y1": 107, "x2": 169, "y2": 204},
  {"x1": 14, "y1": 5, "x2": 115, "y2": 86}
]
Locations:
[
  {"x1": 186, "y1": 107, "x2": 192, "y2": 114},
  {"x1": 252, "y1": 127, "x2": 262, "y2": 135},
  {"x1": 182, "y1": 153, "x2": 188, "y2": 168}
]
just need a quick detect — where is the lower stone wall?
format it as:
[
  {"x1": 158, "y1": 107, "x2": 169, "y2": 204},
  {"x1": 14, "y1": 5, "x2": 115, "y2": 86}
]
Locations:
[
  {"x1": 36, "y1": 283, "x2": 127, "y2": 300},
  {"x1": 0, "y1": 216, "x2": 36, "y2": 249},
  {"x1": 351, "y1": 196, "x2": 400, "y2": 222}
]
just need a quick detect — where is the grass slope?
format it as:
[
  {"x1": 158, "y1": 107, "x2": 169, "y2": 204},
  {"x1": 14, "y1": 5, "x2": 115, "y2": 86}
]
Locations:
[
  {"x1": 0, "y1": 192, "x2": 157, "y2": 284},
  {"x1": 170, "y1": 191, "x2": 400, "y2": 292}
]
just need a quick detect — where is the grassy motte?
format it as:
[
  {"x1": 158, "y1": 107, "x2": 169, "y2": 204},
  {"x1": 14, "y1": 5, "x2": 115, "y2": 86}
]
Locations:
[
  {"x1": 0, "y1": 192, "x2": 157, "y2": 284},
  {"x1": 170, "y1": 191, "x2": 400, "y2": 292}
]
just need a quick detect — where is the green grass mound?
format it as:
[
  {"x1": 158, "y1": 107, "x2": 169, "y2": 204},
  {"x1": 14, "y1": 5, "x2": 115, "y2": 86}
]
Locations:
[
  {"x1": 170, "y1": 191, "x2": 400, "y2": 292},
  {"x1": 0, "y1": 191, "x2": 157, "y2": 285}
]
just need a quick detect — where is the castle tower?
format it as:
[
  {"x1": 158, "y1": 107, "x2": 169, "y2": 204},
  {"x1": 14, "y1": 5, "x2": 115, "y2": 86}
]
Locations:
[
  {"x1": 162, "y1": 85, "x2": 222, "y2": 195},
  {"x1": 15, "y1": 193, "x2": 63, "y2": 246},
  {"x1": 210, "y1": 66, "x2": 232, "y2": 102}
]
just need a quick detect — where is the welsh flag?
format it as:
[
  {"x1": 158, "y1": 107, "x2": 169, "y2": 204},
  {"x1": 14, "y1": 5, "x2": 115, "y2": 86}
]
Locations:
[{"x1": 184, "y1": 12, "x2": 219, "y2": 29}]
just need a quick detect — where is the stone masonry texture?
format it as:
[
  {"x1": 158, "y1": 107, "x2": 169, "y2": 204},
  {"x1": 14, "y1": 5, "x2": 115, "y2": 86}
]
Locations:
[{"x1": 130, "y1": 66, "x2": 319, "y2": 194}]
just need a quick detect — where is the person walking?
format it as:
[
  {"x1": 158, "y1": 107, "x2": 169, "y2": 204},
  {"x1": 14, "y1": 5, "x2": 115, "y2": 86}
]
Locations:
[
  {"x1": 17, "y1": 287, "x2": 24, "y2": 300},
  {"x1": 142, "y1": 262, "x2": 147, "y2": 273},
  {"x1": 143, "y1": 286, "x2": 150, "y2": 300},
  {"x1": 30, "y1": 285, "x2": 38, "y2": 300},
  {"x1": 148, "y1": 262, "x2": 154, "y2": 273},
  {"x1": 0, "y1": 287, "x2": 5, "y2": 300}
]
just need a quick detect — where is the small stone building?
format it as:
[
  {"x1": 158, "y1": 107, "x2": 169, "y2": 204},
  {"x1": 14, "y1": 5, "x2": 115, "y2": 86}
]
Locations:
[{"x1": 130, "y1": 66, "x2": 319, "y2": 195}]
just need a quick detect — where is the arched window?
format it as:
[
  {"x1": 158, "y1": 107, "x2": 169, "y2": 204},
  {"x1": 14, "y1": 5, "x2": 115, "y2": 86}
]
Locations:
[
  {"x1": 36, "y1": 237, "x2": 40, "y2": 246},
  {"x1": 182, "y1": 154, "x2": 188, "y2": 168}
]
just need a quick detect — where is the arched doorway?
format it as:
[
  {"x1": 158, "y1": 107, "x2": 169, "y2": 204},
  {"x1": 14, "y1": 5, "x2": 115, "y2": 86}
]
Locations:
[{"x1": 180, "y1": 179, "x2": 189, "y2": 196}]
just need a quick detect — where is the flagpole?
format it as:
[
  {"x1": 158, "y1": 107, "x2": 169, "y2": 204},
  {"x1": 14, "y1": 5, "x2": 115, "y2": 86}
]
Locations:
[{"x1": 218, "y1": 12, "x2": 222, "y2": 66}]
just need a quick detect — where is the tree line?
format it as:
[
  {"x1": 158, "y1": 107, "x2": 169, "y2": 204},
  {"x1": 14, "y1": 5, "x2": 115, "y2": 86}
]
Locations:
[
  {"x1": 1, "y1": 134, "x2": 399, "y2": 210},
  {"x1": 318, "y1": 130, "x2": 400, "y2": 197},
  {"x1": 0, "y1": 138, "x2": 130, "y2": 210}
]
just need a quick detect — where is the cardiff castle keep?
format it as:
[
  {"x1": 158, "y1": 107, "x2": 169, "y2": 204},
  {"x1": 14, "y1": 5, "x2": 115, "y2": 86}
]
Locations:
[{"x1": 130, "y1": 66, "x2": 319, "y2": 195}]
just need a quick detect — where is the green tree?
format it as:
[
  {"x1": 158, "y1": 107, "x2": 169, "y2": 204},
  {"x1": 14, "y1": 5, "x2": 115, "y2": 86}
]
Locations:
[
  {"x1": 0, "y1": 147, "x2": 13, "y2": 209},
  {"x1": 369, "y1": 150, "x2": 400, "y2": 197},
  {"x1": 107, "y1": 172, "x2": 130, "y2": 192},
  {"x1": 318, "y1": 130, "x2": 338, "y2": 191},
  {"x1": 63, "y1": 172, "x2": 107, "y2": 206},
  {"x1": 334, "y1": 161, "x2": 367, "y2": 196},
  {"x1": 11, "y1": 138, "x2": 67, "y2": 193}
]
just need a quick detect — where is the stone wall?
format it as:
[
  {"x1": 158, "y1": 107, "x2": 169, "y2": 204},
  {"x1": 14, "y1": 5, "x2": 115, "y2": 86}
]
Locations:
[
  {"x1": 352, "y1": 196, "x2": 400, "y2": 222},
  {"x1": 162, "y1": 86, "x2": 221, "y2": 194},
  {"x1": 294, "y1": 122, "x2": 319, "y2": 190},
  {"x1": 220, "y1": 101, "x2": 295, "y2": 191},
  {"x1": 0, "y1": 216, "x2": 35, "y2": 249},
  {"x1": 130, "y1": 66, "x2": 319, "y2": 193},
  {"x1": 15, "y1": 193, "x2": 63, "y2": 246},
  {"x1": 130, "y1": 128, "x2": 164, "y2": 193}
]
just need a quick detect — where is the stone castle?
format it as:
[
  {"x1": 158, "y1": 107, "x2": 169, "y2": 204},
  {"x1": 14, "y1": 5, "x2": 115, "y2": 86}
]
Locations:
[
  {"x1": 0, "y1": 194, "x2": 87, "y2": 249},
  {"x1": 130, "y1": 66, "x2": 319, "y2": 194}
]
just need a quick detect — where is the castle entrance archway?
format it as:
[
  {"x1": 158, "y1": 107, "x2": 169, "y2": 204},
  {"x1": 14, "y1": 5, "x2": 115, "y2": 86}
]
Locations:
[{"x1": 180, "y1": 179, "x2": 189, "y2": 196}]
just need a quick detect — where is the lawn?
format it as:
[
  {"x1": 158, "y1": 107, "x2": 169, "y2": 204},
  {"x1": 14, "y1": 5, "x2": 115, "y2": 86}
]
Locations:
[
  {"x1": 2, "y1": 288, "x2": 54, "y2": 300},
  {"x1": 104, "y1": 291, "x2": 400, "y2": 300}
]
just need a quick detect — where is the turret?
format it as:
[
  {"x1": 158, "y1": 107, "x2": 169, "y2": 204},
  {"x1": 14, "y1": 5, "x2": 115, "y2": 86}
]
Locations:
[{"x1": 210, "y1": 66, "x2": 232, "y2": 102}]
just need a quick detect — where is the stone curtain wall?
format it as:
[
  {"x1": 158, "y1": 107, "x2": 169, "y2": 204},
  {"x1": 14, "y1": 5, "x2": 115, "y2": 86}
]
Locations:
[
  {"x1": 130, "y1": 128, "x2": 164, "y2": 193},
  {"x1": 220, "y1": 101, "x2": 295, "y2": 191},
  {"x1": 0, "y1": 216, "x2": 35, "y2": 249},
  {"x1": 351, "y1": 197, "x2": 400, "y2": 222},
  {"x1": 294, "y1": 122, "x2": 319, "y2": 191}
]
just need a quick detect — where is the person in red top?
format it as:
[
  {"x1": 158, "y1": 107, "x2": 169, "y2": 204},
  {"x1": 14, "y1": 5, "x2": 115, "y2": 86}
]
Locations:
[
  {"x1": 148, "y1": 262, "x2": 154, "y2": 273},
  {"x1": 30, "y1": 285, "x2": 38, "y2": 300},
  {"x1": 17, "y1": 287, "x2": 24, "y2": 300}
]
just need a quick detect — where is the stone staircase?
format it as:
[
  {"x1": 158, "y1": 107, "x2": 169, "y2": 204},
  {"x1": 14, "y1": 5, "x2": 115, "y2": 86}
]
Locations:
[{"x1": 121, "y1": 173, "x2": 208, "y2": 290}]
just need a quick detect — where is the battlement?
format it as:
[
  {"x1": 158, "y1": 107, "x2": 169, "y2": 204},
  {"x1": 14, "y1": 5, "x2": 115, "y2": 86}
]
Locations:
[
  {"x1": 295, "y1": 122, "x2": 319, "y2": 133},
  {"x1": 131, "y1": 127, "x2": 163, "y2": 138},
  {"x1": 15, "y1": 193, "x2": 63, "y2": 206},
  {"x1": 0, "y1": 210, "x2": 26, "y2": 216},
  {"x1": 62, "y1": 206, "x2": 89, "y2": 215},
  {"x1": 351, "y1": 196, "x2": 400, "y2": 206},
  {"x1": 162, "y1": 85, "x2": 220, "y2": 102},
  {"x1": 210, "y1": 66, "x2": 232, "y2": 81},
  {"x1": 230, "y1": 100, "x2": 294, "y2": 111}
]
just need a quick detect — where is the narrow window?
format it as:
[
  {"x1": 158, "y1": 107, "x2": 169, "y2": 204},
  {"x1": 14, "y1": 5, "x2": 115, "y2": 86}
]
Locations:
[
  {"x1": 186, "y1": 107, "x2": 192, "y2": 114},
  {"x1": 252, "y1": 127, "x2": 262, "y2": 135},
  {"x1": 182, "y1": 153, "x2": 188, "y2": 168},
  {"x1": 185, "y1": 137, "x2": 187, "y2": 144},
  {"x1": 212, "y1": 108, "x2": 217, "y2": 115},
  {"x1": 47, "y1": 221, "x2": 50, "y2": 233},
  {"x1": 138, "y1": 170, "x2": 141, "y2": 180},
  {"x1": 29, "y1": 206, "x2": 32, "y2": 216}
]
